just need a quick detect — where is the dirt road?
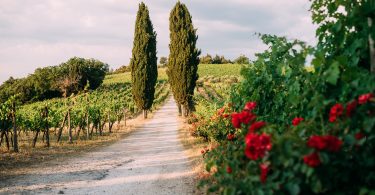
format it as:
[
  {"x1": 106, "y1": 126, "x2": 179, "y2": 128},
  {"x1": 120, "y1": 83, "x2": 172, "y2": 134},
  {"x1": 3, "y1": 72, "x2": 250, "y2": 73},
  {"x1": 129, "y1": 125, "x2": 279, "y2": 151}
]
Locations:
[{"x1": 0, "y1": 97, "x2": 196, "y2": 195}]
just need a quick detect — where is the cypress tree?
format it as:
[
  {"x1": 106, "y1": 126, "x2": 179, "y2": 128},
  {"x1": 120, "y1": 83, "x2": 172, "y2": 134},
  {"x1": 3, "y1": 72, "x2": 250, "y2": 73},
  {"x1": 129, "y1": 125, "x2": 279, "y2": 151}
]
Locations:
[
  {"x1": 167, "y1": 2, "x2": 201, "y2": 117},
  {"x1": 130, "y1": 2, "x2": 158, "y2": 119}
]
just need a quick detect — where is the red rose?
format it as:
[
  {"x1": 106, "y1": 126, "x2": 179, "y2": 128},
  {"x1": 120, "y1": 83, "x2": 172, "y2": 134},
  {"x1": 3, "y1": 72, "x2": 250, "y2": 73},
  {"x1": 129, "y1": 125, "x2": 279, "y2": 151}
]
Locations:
[
  {"x1": 292, "y1": 117, "x2": 304, "y2": 126},
  {"x1": 329, "y1": 103, "x2": 344, "y2": 122},
  {"x1": 241, "y1": 111, "x2": 256, "y2": 125},
  {"x1": 307, "y1": 135, "x2": 327, "y2": 150},
  {"x1": 244, "y1": 101, "x2": 257, "y2": 111},
  {"x1": 249, "y1": 121, "x2": 266, "y2": 132},
  {"x1": 324, "y1": 135, "x2": 343, "y2": 152},
  {"x1": 231, "y1": 111, "x2": 256, "y2": 128},
  {"x1": 231, "y1": 112, "x2": 242, "y2": 128},
  {"x1": 355, "y1": 132, "x2": 365, "y2": 140},
  {"x1": 358, "y1": 93, "x2": 374, "y2": 104},
  {"x1": 259, "y1": 163, "x2": 269, "y2": 184},
  {"x1": 346, "y1": 100, "x2": 357, "y2": 117},
  {"x1": 259, "y1": 133, "x2": 272, "y2": 151},
  {"x1": 245, "y1": 133, "x2": 272, "y2": 160},
  {"x1": 307, "y1": 135, "x2": 342, "y2": 152},
  {"x1": 226, "y1": 166, "x2": 232, "y2": 174},
  {"x1": 227, "y1": 133, "x2": 235, "y2": 141},
  {"x1": 303, "y1": 152, "x2": 321, "y2": 167}
]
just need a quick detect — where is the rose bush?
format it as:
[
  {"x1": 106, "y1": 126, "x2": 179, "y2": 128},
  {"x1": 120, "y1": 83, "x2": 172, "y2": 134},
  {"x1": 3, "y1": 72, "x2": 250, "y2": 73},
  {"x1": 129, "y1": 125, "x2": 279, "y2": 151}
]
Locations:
[
  {"x1": 193, "y1": 1, "x2": 375, "y2": 194},
  {"x1": 199, "y1": 96, "x2": 374, "y2": 194}
]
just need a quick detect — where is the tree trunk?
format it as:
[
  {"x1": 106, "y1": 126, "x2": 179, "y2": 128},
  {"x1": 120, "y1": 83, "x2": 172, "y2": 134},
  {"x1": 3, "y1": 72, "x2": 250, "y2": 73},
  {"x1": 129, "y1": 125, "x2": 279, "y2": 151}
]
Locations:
[
  {"x1": 42, "y1": 131, "x2": 45, "y2": 143},
  {"x1": 143, "y1": 109, "x2": 148, "y2": 119},
  {"x1": 177, "y1": 104, "x2": 182, "y2": 116},
  {"x1": 100, "y1": 117, "x2": 106, "y2": 136},
  {"x1": 76, "y1": 113, "x2": 86, "y2": 139},
  {"x1": 12, "y1": 102, "x2": 18, "y2": 152},
  {"x1": 368, "y1": 18, "x2": 375, "y2": 74},
  {"x1": 90, "y1": 124, "x2": 95, "y2": 136},
  {"x1": 32, "y1": 130, "x2": 39, "y2": 148},
  {"x1": 0, "y1": 131, "x2": 4, "y2": 147},
  {"x1": 57, "y1": 112, "x2": 68, "y2": 142},
  {"x1": 68, "y1": 109, "x2": 72, "y2": 144},
  {"x1": 4, "y1": 132, "x2": 10, "y2": 150},
  {"x1": 182, "y1": 105, "x2": 189, "y2": 117}
]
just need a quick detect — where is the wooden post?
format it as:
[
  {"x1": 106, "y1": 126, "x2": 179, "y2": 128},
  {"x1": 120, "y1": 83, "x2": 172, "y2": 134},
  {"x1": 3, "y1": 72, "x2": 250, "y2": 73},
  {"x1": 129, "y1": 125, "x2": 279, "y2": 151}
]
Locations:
[
  {"x1": 44, "y1": 106, "x2": 50, "y2": 147},
  {"x1": 12, "y1": 102, "x2": 18, "y2": 152},
  {"x1": 57, "y1": 112, "x2": 68, "y2": 142},
  {"x1": 177, "y1": 104, "x2": 182, "y2": 116},
  {"x1": 143, "y1": 110, "x2": 148, "y2": 119},
  {"x1": 86, "y1": 111, "x2": 90, "y2": 139},
  {"x1": 68, "y1": 109, "x2": 72, "y2": 143},
  {"x1": 32, "y1": 130, "x2": 39, "y2": 148}
]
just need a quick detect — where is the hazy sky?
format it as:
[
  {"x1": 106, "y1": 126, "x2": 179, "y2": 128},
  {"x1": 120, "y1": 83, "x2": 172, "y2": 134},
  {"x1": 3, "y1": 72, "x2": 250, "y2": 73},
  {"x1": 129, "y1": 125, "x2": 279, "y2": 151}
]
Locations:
[{"x1": 0, "y1": 0, "x2": 317, "y2": 84}]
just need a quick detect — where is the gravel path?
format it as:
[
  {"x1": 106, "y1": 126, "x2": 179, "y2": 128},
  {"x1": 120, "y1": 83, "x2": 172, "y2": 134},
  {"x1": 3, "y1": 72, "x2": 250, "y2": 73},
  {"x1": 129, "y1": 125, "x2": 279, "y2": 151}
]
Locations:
[{"x1": 0, "y1": 97, "x2": 196, "y2": 195}]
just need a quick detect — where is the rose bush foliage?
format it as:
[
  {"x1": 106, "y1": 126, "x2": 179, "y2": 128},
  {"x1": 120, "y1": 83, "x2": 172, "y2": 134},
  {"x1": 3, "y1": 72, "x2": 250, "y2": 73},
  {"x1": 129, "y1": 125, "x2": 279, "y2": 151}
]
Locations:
[{"x1": 193, "y1": 1, "x2": 375, "y2": 194}]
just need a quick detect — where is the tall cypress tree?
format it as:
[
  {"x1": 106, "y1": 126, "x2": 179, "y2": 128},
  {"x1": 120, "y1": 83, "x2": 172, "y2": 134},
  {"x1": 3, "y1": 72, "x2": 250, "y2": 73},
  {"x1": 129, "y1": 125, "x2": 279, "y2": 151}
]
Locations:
[
  {"x1": 130, "y1": 2, "x2": 158, "y2": 119},
  {"x1": 167, "y1": 2, "x2": 201, "y2": 116}
]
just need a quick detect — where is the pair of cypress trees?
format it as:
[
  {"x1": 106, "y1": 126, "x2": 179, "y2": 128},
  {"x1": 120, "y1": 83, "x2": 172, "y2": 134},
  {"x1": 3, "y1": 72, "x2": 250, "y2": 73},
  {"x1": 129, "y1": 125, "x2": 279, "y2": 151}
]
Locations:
[{"x1": 130, "y1": 2, "x2": 200, "y2": 118}]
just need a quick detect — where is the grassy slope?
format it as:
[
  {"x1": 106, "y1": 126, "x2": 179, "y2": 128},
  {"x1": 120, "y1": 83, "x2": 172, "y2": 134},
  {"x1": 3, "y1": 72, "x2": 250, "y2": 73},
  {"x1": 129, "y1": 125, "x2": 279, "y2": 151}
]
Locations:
[{"x1": 103, "y1": 64, "x2": 242, "y2": 85}]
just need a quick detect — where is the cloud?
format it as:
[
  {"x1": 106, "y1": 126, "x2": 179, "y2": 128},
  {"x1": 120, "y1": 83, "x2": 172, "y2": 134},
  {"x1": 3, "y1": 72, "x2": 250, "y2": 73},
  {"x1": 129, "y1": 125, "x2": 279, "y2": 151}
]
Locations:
[{"x1": 0, "y1": 0, "x2": 316, "y2": 83}]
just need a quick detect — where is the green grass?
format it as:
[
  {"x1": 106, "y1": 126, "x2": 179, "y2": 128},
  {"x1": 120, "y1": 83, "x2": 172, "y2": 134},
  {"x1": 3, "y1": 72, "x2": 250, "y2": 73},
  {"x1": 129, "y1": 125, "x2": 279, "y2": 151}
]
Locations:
[
  {"x1": 103, "y1": 67, "x2": 168, "y2": 85},
  {"x1": 198, "y1": 64, "x2": 243, "y2": 77},
  {"x1": 104, "y1": 64, "x2": 243, "y2": 85}
]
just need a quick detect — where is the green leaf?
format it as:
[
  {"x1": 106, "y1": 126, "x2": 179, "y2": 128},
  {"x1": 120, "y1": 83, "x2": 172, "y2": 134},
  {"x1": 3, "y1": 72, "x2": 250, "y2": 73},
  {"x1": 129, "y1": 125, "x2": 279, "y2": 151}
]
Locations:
[
  {"x1": 286, "y1": 183, "x2": 300, "y2": 195},
  {"x1": 324, "y1": 61, "x2": 340, "y2": 85}
]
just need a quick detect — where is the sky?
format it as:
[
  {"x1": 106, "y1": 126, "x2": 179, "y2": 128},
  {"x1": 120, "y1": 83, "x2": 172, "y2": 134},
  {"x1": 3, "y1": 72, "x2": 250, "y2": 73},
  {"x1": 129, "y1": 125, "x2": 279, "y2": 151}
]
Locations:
[{"x1": 0, "y1": 0, "x2": 317, "y2": 84}]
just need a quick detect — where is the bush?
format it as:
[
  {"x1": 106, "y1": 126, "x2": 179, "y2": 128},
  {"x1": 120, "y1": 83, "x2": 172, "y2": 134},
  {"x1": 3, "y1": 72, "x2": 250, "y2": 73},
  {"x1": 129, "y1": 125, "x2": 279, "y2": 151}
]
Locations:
[
  {"x1": 199, "y1": 97, "x2": 374, "y2": 194},
  {"x1": 0, "y1": 57, "x2": 109, "y2": 103},
  {"x1": 196, "y1": 1, "x2": 375, "y2": 193}
]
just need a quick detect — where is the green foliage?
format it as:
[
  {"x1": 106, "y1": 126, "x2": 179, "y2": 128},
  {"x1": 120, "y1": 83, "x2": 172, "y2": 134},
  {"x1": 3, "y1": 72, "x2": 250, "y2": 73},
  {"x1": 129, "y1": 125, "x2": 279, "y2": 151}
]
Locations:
[
  {"x1": 167, "y1": 2, "x2": 201, "y2": 109},
  {"x1": 200, "y1": 54, "x2": 232, "y2": 64},
  {"x1": 232, "y1": 35, "x2": 313, "y2": 126},
  {"x1": 0, "y1": 81, "x2": 169, "y2": 146},
  {"x1": 311, "y1": 0, "x2": 375, "y2": 71},
  {"x1": 198, "y1": 64, "x2": 242, "y2": 77},
  {"x1": 0, "y1": 57, "x2": 109, "y2": 104},
  {"x1": 130, "y1": 2, "x2": 158, "y2": 110},
  {"x1": 112, "y1": 65, "x2": 131, "y2": 74},
  {"x1": 195, "y1": 1, "x2": 375, "y2": 194},
  {"x1": 104, "y1": 68, "x2": 168, "y2": 85},
  {"x1": 234, "y1": 54, "x2": 250, "y2": 64},
  {"x1": 159, "y1": 57, "x2": 168, "y2": 67}
]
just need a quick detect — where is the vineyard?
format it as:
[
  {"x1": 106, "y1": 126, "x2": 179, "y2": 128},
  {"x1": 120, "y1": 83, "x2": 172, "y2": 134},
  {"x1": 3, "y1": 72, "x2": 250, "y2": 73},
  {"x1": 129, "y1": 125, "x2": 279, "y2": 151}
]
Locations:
[{"x1": 0, "y1": 80, "x2": 169, "y2": 151}]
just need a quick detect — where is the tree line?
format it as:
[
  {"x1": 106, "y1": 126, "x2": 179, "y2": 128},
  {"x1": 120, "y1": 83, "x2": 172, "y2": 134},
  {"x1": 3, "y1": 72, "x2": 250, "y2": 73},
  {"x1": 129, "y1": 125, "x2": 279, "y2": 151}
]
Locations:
[{"x1": 0, "y1": 57, "x2": 109, "y2": 104}]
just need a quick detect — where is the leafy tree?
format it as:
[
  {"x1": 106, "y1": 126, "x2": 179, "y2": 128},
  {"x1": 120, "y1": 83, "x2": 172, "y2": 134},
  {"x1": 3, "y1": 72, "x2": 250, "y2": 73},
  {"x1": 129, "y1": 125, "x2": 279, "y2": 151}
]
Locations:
[
  {"x1": 167, "y1": 2, "x2": 201, "y2": 116},
  {"x1": 130, "y1": 2, "x2": 158, "y2": 119},
  {"x1": 113, "y1": 65, "x2": 131, "y2": 74},
  {"x1": 212, "y1": 55, "x2": 222, "y2": 64},
  {"x1": 200, "y1": 54, "x2": 213, "y2": 64},
  {"x1": 0, "y1": 57, "x2": 108, "y2": 104},
  {"x1": 159, "y1": 57, "x2": 168, "y2": 67},
  {"x1": 311, "y1": 0, "x2": 375, "y2": 73},
  {"x1": 234, "y1": 54, "x2": 250, "y2": 64}
]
